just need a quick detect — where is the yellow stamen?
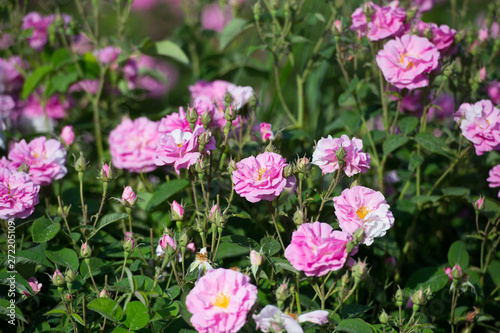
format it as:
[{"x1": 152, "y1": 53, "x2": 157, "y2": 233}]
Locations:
[
  {"x1": 399, "y1": 53, "x2": 414, "y2": 68},
  {"x1": 356, "y1": 206, "x2": 371, "y2": 220},
  {"x1": 196, "y1": 251, "x2": 208, "y2": 263},
  {"x1": 256, "y1": 167, "x2": 267, "y2": 181},
  {"x1": 212, "y1": 292, "x2": 230, "y2": 308}
]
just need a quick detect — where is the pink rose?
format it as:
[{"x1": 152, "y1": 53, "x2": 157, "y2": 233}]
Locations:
[
  {"x1": 253, "y1": 305, "x2": 328, "y2": 332},
  {"x1": 154, "y1": 125, "x2": 216, "y2": 175},
  {"x1": 376, "y1": 34, "x2": 440, "y2": 90},
  {"x1": 0, "y1": 168, "x2": 40, "y2": 221},
  {"x1": 201, "y1": 3, "x2": 232, "y2": 33},
  {"x1": 22, "y1": 94, "x2": 70, "y2": 120},
  {"x1": 109, "y1": 117, "x2": 161, "y2": 173},
  {"x1": 69, "y1": 79, "x2": 100, "y2": 94},
  {"x1": 156, "y1": 234, "x2": 176, "y2": 256},
  {"x1": 0, "y1": 56, "x2": 24, "y2": 93},
  {"x1": 413, "y1": 0, "x2": 434, "y2": 14},
  {"x1": 350, "y1": 2, "x2": 406, "y2": 41},
  {"x1": 487, "y1": 165, "x2": 500, "y2": 197},
  {"x1": 259, "y1": 123, "x2": 274, "y2": 141},
  {"x1": 158, "y1": 107, "x2": 195, "y2": 134},
  {"x1": 60, "y1": 125, "x2": 75, "y2": 146},
  {"x1": 23, "y1": 277, "x2": 42, "y2": 297},
  {"x1": 121, "y1": 186, "x2": 137, "y2": 207},
  {"x1": 487, "y1": 81, "x2": 500, "y2": 105},
  {"x1": 94, "y1": 46, "x2": 121, "y2": 65},
  {"x1": 285, "y1": 222, "x2": 354, "y2": 277},
  {"x1": 232, "y1": 152, "x2": 296, "y2": 203},
  {"x1": 333, "y1": 186, "x2": 394, "y2": 246},
  {"x1": 186, "y1": 268, "x2": 258, "y2": 333},
  {"x1": 428, "y1": 93, "x2": 455, "y2": 121},
  {"x1": 414, "y1": 21, "x2": 456, "y2": 54},
  {"x1": 189, "y1": 80, "x2": 254, "y2": 111},
  {"x1": 455, "y1": 100, "x2": 500, "y2": 156},
  {"x1": 134, "y1": 55, "x2": 179, "y2": 98},
  {"x1": 171, "y1": 200, "x2": 184, "y2": 220},
  {"x1": 479, "y1": 67, "x2": 487, "y2": 82},
  {"x1": 22, "y1": 12, "x2": 54, "y2": 50},
  {"x1": 8, "y1": 137, "x2": 67, "y2": 186},
  {"x1": 312, "y1": 134, "x2": 371, "y2": 176}
]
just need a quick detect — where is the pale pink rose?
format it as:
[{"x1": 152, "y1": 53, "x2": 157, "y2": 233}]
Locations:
[
  {"x1": 156, "y1": 234, "x2": 177, "y2": 256},
  {"x1": 8, "y1": 137, "x2": 67, "y2": 186},
  {"x1": 187, "y1": 242, "x2": 196, "y2": 253},
  {"x1": 134, "y1": 55, "x2": 179, "y2": 98},
  {"x1": 158, "y1": 107, "x2": 195, "y2": 134},
  {"x1": 253, "y1": 305, "x2": 328, "y2": 333},
  {"x1": 22, "y1": 12, "x2": 54, "y2": 50},
  {"x1": 487, "y1": 81, "x2": 500, "y2": 105},
  {"x1": 189, "y1": 80, "x2": 254, "y2": 111},
  {"x1": 69, "y1": 79, "x2": 99, "y2": 94},
  {"x1": 121, "y1": 186, "x2": 137, "y2": 207},
  {"x1": 60, "y1": 125, "x2": 75, "y2": 145},
  {"x1": 154, "y1": 125, "x2": 216, "y2": 175},
  {"x1": 487, "y1": 165, "x2": 500, "y2": 197},
  {"x1": 94, "y1": 46, "x2": 121, "y2": 65},
  {"x1": 0, "y1": 157, "x2": 12, "y2": 169},
  {"x1": 186, "y1": 268, "x2": 258, "y2": 333},
  {"x1": 0, "y1": 56, "x2": 25, "y2": 93},
  {"x1": 414, "y1": 22, "x2": 456, "y2": 54},
  {"x1": 171, "y1": 200, "x2": 184, "y2": 220},
  {"x1": 22, "y1": 94, "x2": 69, "y2": 120},
  {"x1": 333, "y1": 186, "x2": 394, "y2": 246},
  {"x1": 455, "y1": 100, "x2": 500, "y2": 156},
  {"x1": 480, "y1": 67, "x2": 487, "y2": 82},
  {"x1": 23, "y1": 277, "x2": 42, "y2": 297},
  {"x1": 0, "y1": 168, "x2": 40, "y2": 220},
  {"x1": 285, "y1": 222, "x2": 354, "y2": 277},
  {"x1": 259, "y1": 123, "x2": 274, "y2": 141},
  {"x1": 232, "y1": 152, "x2": 296, "y2": 203},
  {"x1": 312, "y1": 134, "x2": 370, "y2": 176},
  {"x1": 413, "y1": 0, "x2": 434, "y2": 14},
  {"x1": 350, "y1": 2, "x2": 406, "y2": 41},
  {"x1": 109, "y1": 117, "x2": 161, "y2": 173},
  {"x1": 201, "y1": 3, "x2": 232, "y2": 33},
  {"x1": 376, "y1": 34, "x2": 439, "y2": 90}
]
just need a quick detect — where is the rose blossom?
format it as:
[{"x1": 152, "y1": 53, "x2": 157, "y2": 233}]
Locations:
[
  {"x1": 201, "y1": 3, "x2": 232, "y2": 33},
  {"x1": 156, "y1": 234, "x2": 177, "y2": 257},
  {"x1": 253, "y1": 305, "x2": 329, "y2": 333},
  {"x1": 0, "y1": 168, "x2": 40, "y2": 221},
  {"x1": 259, "y1": 123, "x2": 274, "y2": 141},
  {"x1": 414, "y1": 21, "x2": 456, "y2": 55},
  {"x1": 186, "y1": 268, "x2": 258, "y2": 333},
  {"x1": 189, "y1": 80, "x2": 254, "y2": 111},
  {"x1": 158, "y1": 107, "x2": 196, "y2": 134},
  {"x1": 232, "y1": 152, "x2": 296, "y2": 203},
  {"x1": 134, "y1": 55, "x2": 179, "y2": 98},
  {"x1": 22, "y1": 12, "x2": 71, "y2": 50},
  {"x1": 333, "y1": 186, "x2": 395, "y2": 246},
  {"x1": 121, "y1": 186, "x2": 137, "y2": 207},
  {"x1": 413, "y1": 0, "x2": 434, "y2": 14},
  {"x1": 487, "y1": 81, "x2": 500, "y2": 105},
  {"x1": 171, "y1": 200, "x2": 184, "y2": 220},
  {"x1": 454, "y1": 100, "x2": 500, "y2": 156},
  {"x1": 487, "y1": 165, "x2": 500, "y2": 197},
  {"x1": 22, "y1": 94, "x2": 69, "y2": 120},
  {"x1": 285, "y1": 222, "x2": 354, "y2": 276},
  {"x1": 312, "y1": 134, "x2": 371, "y2": 176},
  {"x1": 60, "y1": 125, "x2": 75, "y2": 145},
  {"x1": 8, "y1": 137, "x2": 67, "y2": 186},
  {"x1": 23, "y1": 277, "x2": 42, "y2": 297},
  {"x1": 350, "y1": 2, "x2": 406, "y2": 41},
  {"x1": 376, "y1": 34, "x2": 440, "y2": 90},
  {"x1": 109, "y1": 117, "x2": 161, "y2": 173},
  {"x1": 154, "y1": 125, "x2": 216, "y2": 175}
]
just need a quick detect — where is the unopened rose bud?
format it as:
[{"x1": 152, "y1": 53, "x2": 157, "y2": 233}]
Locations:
[
  {"x1": 283, "y1": 165, "x2": 294, "y2": 178},
  {"x1": 411, "y1": 288, "x2": 426, "y2": 312},
  {"x1": 293, "y1": 208, "x2": 305, "y2": 226},
  {"x1": 341, "y1": 271, "x2": 350, "y2": 285},
  {"x1": 260, "y1": 122, "x2": 274, "y2": 142},
  {"x1": 346, "y1": 240, "x2": 356, "y2": 253},
  {"x1": 353, "y1": 227, "x2": 365, "y2": 244},
  {"x1": 99, "y1": 289, "x2": 110, "y2": 298},
  {"x1": 335, "y1": 146, "x2": 346, "y2": 163},
  {"x1": 295, "y1": 157, "x2": 310, "y2": 175},
  {"x1": 101, "y1": 163, "x2": 113, "y2": 181},
  {"x1": 451, "y1": 265, "x2": 463, "y2": 281},
  {"x1": 179, "y1": 232, "x2": 189, "y2": 249},
  {"x1": 60, "y1": 125, "x2": 75, "y2": 146},
  {"x1": 65, "y1": 268, "x2": 77, "y2": 283},
  {"x1": 209, "y1": 204, "x2": 225, "y2": 227},
  {"x1": 248, "y1": 95, "x2": 258, "y2": 111},
  {"x1": 385, "y1": 256, "x2": 396, "y2": 272},
  {"x1": 198, "y1": 131, "x2": 212, "y2": 152},
  {"x1": 379, "y1": 310, "x2": 390, "y2": 325},
  {"x1": 157, "y1": 234, "x2": 176, "y2": 257},
  {"x1": 171, "y1": 200, "x2": 184, "y2": 222},
  {"x1": 475, "y1": 197, "x2": 484, "y2": 210},
  {"x1": 276, "y1": 282, "x2": 289, "y2": 301},
  {"x1": 80, "y1": 242, "x2": 92, "y2": 258},
  {"x1": 224, "y1": 91, "x2": 234, "y2": 108},
  {"x1": 228, "y1": 159, "x2": 237, "y2": 174},
  {"x1": 51, "y1": 269, "x2": 65, "y2": 287},
  {"x1": 187, "y1": 107, "x2": 198, "y2": 130},
  {"x1": 479, "y1": 67, "x2": 487, "y2": 82},
  {"x1": 406, "y1": 7, "x2": 417, "y2": 20},
  {"x1": 74, "y1": 152, "x2": 87, "y2": 172},
  {"x1": 362, "y1": 2, "x2": 374, "y2": 19},
  {"x1": 395, "y1": 287, "x2": 405, "y2": 307},
  {"x1": 201, "y1": 111, "x2": 212, "y2": 128},
  {"x1": 424, "y1": 286, "x2": 432, "y2": 298},
  {"x1": 333, "y1": 19, "x2": 342, "y2": 34},
  {"x1": 58, "y1": 205, "x2": 70, "y2": 218},
  {"x1": 123, "y1": 232, "x2": 135, "y2": 253},
  {"x1": 250, "y1": 250, "x2": 262, "y2": 266},
  {"x1": 224, "y1": 105, "x2": 237, "y2": 121},
  {"x1": 121, "y1": 186, "x2": 137, "y2": 207},
  {"x1": 66, "y1": 293, "x2": 72, "y2": 301},
  {"x1": 352, "y1": 259, "x2": 368, "y2": 283}
]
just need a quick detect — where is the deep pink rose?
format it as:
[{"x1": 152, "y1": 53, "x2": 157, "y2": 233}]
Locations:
[
  {"x1": 22, "y1": 94, "x2": 69, "y2": 120},
  {"x1": 487, "y1": 81, "x2": 500, "y2": 105},
  {"x1": 201, "y1": 3, "x2": 232, "y2": 33},
  {"x1": 351, "y1": 2, "x2": 406, "y2": 41},
  {"x1": 285, "y1": 222, "x2": 354, "y2": 277},
  {"x1": 60, "y1": 125, "x2": 75, "y2": 146},
  {"x1": 232, "y1": 152, "x2": 296, "y2": 203},
  {"x1": 8, "y1": 137, "x2": 67, "y2": 186},
  {"x1": 186, "y1": 268, "x2": 258, "y2": 333},
  {"x1": 455, "y1": 100, "x2": 500, "y2": 156},
  {"x1": 154, "y1": 125, "x2": 216, "y2": 175},
  {"x1": 158, "y1": 107, "x2": 195, "y2": 134},
  {"x1": 312, "y1": 134, "x2": 370, "y2": 176},
  {"x1": 23, "y1": 277, "x2": 42, "y2": 297},
  {"x1": 333, "y1": 186, "x2": 394, "y2": 246},
  {"x1": 376, "y1": 34, "x2": 440, "y2": 90},
  {"x1": 259, "y1": 123, "x2": 274, "y2": 141},
  {"x1": 22, "y1": 12, "x2": 54, "y2": 50},
  {"x1": 94, "y1": 46, "x2": 121, "y2": 65},
  {"x1": 109, "y1": 117, "x2": 161, "y2": 173},
  {"x1": 0, "y1": 168, "x2": 40, "y2": 220},
  {"x1": 487, "y1": 165, "x2": 500, "y2": 197},
  {"x1": 156, "y1": 234, "x2": 176, "y2": 256}
]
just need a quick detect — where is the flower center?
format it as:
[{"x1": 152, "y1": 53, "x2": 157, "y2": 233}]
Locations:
[
  {"x1": 284, "y1": 311, "x2": 298, "y2": 320},
  {"x1": 256, "y1": 167, "x2": 267, "y2": 181},
  {"x1": 177, "y1": 143, "x2": 183, "y2": 147},
  {"x1": 356, "y1": 206, "x2": 371, "y2": 220},
  {"x1": 196, "y1": 251, "x2": 208, "y2": 263},
  {"x1": 212, "y1": 292, "x2": 230, "y2": 308},
  {"x1": 399, "y1": 53, "x2": 414, "y2": 68}
]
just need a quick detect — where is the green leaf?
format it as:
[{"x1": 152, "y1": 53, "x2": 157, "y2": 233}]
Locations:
[
  {"x1": 81, "y1": 52, "x2": 99, "y2": 78},
  {"x1": 269, "y1": 257, "x2": 299, "y2": 274},
  {"x1": 336, "y1": 318, "x2": 373, "y2": 333},
  {"x1": 51, "y1": 49, "x2": 71, "y2": 68},
  {"x1": 146, "y1": 179, "x2": 189, "y2": 211},
  {"x1": 441, "y1": 187, "x2": 470, "y2": 197},
  {"x1": 220, "y1": 18, "x2": 248, "y2": 50},
  {"x1": 71, "y1": 314, "x2": 85, "y2": 326},
  {"x1": 44, "y1": 309, "x2": 67, "y2": 317},
  {"x1": 46, "y1": 247, "x2": 79, "y2": 271},
  {"x1": 123, "y1": 301, "x2": 149, "y2": 330},
  {"x1": 0, "y1": 272, "x2": 33, "y2": 295},
  {"x1": 16, "y1": 249, "x2": 53, "y2": 267},
  {"x1": 383, "y1": 135, "x2": 409, "y2": 155},
  {"x1": 0, "y1": 299, "x2": 28, "y2": 323},
  {"x1": 165, "y1": 285, "x2": 181, "y2": 300},
  {"x1": 32, "y1": 217, "x2": 61, "y2": 243},
  {"x1": 154, "y1": 40, "x2": 190, "y2": 64},
  {"x1": 414, "y1": 132, "x2": 454, "y2": 159},
  {"x1": 96, "y1": 212, "x2": 129, "y2": 231},
  {"x1": 261, "y1": 237, "x2": 281, "y2": 257},
  {"x1": 340, "y1": 305, "x2": 372, "y2": 319},
  {"x1": 21, "y1": 65, "x2": 53, "y2": 100},
  {"x1": 405, "y1": 267, "x2": 449, "y2": 293},
  {"x1": 448, "y1": 241, "x2": 469, "y2": 268},
  {"x1": 80, "y1": 257, "x2": 111, "y2": 279},
  {"x1": 45, "y1": 72, "x2": 79, "y2": 96},
  {"x1": 215, "y1": 235, "x2": 259, "y2": 260},
  {"x1": 398, "y1": 117, "x2": 419, "y2": 135},
  {"x1": 87, "y1": 298, "x2": 123, "y2": 323},
  {"x1": 408, "y1": 151, "x2": 424, "y2": 172}
]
